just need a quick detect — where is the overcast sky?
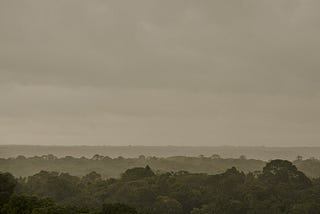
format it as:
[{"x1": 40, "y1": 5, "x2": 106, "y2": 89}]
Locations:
[{"x1": 0, "y1": 0, "x2": 320, "y2": 146}]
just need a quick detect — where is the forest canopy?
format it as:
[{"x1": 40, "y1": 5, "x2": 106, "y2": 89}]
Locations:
[
  {"x1": 1, "y1": 154, "x2": 320, "y2": 178},
  {"x1": 1, "y1": 159, "x2": 320, "y2": 214}
]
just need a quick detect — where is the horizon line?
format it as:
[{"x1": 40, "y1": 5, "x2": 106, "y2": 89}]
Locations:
[{"x1": 1, "y1": 144, "x2": 320, "y2": 148}]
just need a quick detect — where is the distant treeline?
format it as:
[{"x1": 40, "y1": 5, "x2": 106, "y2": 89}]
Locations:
[
  {"x1": 2, "y1": 145, "x2": 320, "y2": 160},
  {"x1": 1, "y1": 154, "x2": 320, "y2": 178},
  {"x1": 1, "y1": 160, "x2": 320, "y2": 214}
]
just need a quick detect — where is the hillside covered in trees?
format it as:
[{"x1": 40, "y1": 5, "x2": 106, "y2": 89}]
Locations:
[
  {"x1": 2, "y1": 145, "x2": 320, "y2": 161},
  {"x1": 1, "y1": 160, "x2": 320, "y2": 214},
  {"x1": 1, "y1": 154, "x2": 320, "y2": 178}
]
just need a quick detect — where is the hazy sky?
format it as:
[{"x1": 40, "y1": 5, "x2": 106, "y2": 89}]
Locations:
[{"x1": 1, "y1": 0, "x2": 320, "y2": 146}]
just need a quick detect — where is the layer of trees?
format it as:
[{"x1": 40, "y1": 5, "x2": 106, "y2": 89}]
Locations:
[
  {"x1": 1, "y1": 154, "x2": 320, "y2": 178},
  {"x1": 1, "y1": 160, "x2": 320, "y2": 214}
]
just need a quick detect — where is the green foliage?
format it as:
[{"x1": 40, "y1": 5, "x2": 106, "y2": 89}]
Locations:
[
  {"x1": 1, "y1": 195, "x2": 55, "y2": 214},
  {"x1": 3, "y1": 153, "x2": 320, "y2": 179},
  {"x1": 260, "y1": 160, "x2": 312, "y2": 189},
  {"x1": 191, "y1": 199, "x2": 246, "y2": 214},
  {"x1": 0, "y1": 155, "x2": 266, "y2": 179},
  {"x1": 0, "y1": 172, "x2": 16, "y2": 208},
  {"x1": 23, "y1": 171, "x2": 80, "y2": 202},
  {"x1": 101, "y1": 203, "x2": 137, "y2": 214},
  {"x1": 1, "y1": 160, "x2": 320, "y2": 214},
  {"x1": 1, "y1": 195, "x2": 94, "y2": 214},
  {"x1": 81, "y1": 172, "x2": 102, "y2": 185},
  {"x1": 121, "y1": 166, "x2": 155, "y2": 181},
  {"x1": 152, "y1": 196, "x2": 183, "y2": 214}
]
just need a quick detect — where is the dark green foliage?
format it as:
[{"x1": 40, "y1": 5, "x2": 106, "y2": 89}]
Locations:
[
  {"x1": 1, "y1": 195, "x2": 94, "y2": 214},
  {"x1": 2, "y1": 195, "x2": 56, "y2": 214},
  {"x1": 0, "y1": 155, "x2": 266, "y2": 178},
  {"x1": 101, "y1": 203, "x2": 137, "y2": 214},
  {"x1": 1, "y1": 160, "x2": 320, "y2": 214},
  {"x1": 0, "y1": 172, "x2": 16, "y2": 208},
  {"x1": 22, "y1": 171, "x2": 80, "y2": 202},
  {"x1": 121, "y1": 166, "x2": 155, "y2": 180},
  {"x1": 260, "y1": 160, "x2": 312, "y2": 188},
  {"x1": 3, "y1": 154, "x2": 320, "y2": 179},
  {"x1": 152, "y1": 196, "x2": 183, "y2": 214},
  {"x1": 82, "y1": 171, "x2": 102, "y2": 185}
]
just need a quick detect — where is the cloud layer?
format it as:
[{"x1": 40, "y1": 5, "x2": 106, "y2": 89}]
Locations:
[{"x1": 0, "y1": 0, "x2": 319, "y2": 146}]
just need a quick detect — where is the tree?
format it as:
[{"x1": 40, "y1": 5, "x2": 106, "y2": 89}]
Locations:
[
  {"x1": 24, "y1": 171, "x2": 80, "y2": 202},
  {"x1": 1, "y1": 195, "x2": 54, "y2": 214},
  {"x1": 260, "y1": 160, "x2": 312, "y2": 189},
  {"x1": 1, "y1": 195, "x2": 84, "y2": 214},
  {"x1": 191, "y1": 199, "x2": 246, "y2": 214},
  {"x1": 92, "y1": 155, "x2": 104, "y2": 161},
  {"x1": 239, "y1": 155, "x2": 247, "y2": 160},
  {"x1": 152, "y1": 196, "x2": 183, "y2": 214},
  {"x1": 0, "y1": 172, "x2": 17, "y2": 208},
  {"x1": 211, "y1": 154, "x2": 221, "y2": 159},
  {"x1": 121, "y1": 166, "x2": 155, "y2": 180},
  {"x1": 82, "y1": 171, "x2": 102, "y2": 185},
  {"x1": 101, "y1": 203, "x2": 137, "y2": 214}
]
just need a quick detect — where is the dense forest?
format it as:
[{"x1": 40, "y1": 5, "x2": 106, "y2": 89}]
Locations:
[
  {"x1": 1, "y1": 159, "x2": 320, "y2": 214},
  {"x1": 1, "y1": 154, "x2": 320, "y2": 178}
]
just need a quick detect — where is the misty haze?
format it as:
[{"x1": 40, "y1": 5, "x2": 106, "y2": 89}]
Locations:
[{"x1": 0, "y1": 1, "x2": 320, "y2": 214}]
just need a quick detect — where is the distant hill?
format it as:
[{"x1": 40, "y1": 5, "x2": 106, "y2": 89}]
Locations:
[
  {"x1": 1, "y1": 145, "x2": 320, "y2": 160},
  {"x1": 1, "y1": 145, "x2": 320, "y2": 179}
]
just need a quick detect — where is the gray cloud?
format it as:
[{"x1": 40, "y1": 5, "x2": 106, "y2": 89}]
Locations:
[{"x1": 0, "y1": 0, "x2": 319, "y2": 146}]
